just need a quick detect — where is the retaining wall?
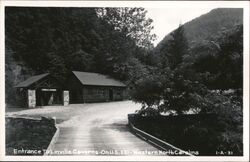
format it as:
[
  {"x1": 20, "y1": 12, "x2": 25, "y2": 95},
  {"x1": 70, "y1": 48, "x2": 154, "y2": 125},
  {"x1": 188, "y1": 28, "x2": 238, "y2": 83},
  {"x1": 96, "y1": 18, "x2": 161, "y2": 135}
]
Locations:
[{"x1": 5, "y1": 116, "x2": 57, "y2": 155}]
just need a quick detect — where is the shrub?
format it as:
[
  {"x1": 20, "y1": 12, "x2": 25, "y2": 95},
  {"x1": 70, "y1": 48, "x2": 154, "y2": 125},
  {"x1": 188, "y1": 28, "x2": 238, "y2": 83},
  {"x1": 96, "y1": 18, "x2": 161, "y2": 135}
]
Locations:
[
  {"x1": 132, "y1": 74, "x2": 163, "y2": 108},
  {"x1": 135, "y1": 107, "x2": 161, "y2": 117}
]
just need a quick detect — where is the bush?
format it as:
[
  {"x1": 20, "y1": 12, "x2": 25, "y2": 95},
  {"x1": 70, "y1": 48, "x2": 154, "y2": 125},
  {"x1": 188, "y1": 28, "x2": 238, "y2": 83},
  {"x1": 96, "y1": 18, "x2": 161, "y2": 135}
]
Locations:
[
  {"x1": 135, "y1": 107, "x2": 160, "y2": 117},
  {"x1": 129, "y1": 113, "x2": 243, "y2": 156},
  {"x1": 132, "y1": 74, "x2": 163, "y2": 108}
]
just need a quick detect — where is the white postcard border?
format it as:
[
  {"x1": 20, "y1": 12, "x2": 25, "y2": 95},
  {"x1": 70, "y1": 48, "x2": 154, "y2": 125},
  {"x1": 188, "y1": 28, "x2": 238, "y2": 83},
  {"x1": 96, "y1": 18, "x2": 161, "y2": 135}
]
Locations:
[{"x1": 0, "y1": 1, "x2": 249, "y2": 161}]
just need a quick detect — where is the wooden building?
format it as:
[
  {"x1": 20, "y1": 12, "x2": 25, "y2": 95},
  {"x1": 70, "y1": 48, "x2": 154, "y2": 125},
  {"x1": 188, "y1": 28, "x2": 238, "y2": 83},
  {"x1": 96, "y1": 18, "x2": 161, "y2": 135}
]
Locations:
[
  {"x1": 15, "y1": 71, "x2": 126, "y2": 107},
  {"x1": 15, "y1": 73, "x2": 69, "y2": 108},
  {"x1": 68, "y1": 71, "x2": 127, "y2": 103}
]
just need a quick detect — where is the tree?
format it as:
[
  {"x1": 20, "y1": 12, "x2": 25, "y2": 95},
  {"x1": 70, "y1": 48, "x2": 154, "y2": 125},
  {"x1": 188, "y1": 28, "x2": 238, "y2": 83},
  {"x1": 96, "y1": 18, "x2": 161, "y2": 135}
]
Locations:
[
  {"x1": 165, "y1": 24, "x2": 189, "y2": 69},
  {"x1": 192, "y1": 24, "x2": 243, "y2": 89},
  {"x1": 94, "y1": 7, "x2": 157, "y2": 81},
  {"x1": 46, "y1": 52, "x2": 68, "y2": 81},
  {"x1": 5, "y1": 7, "x2": 157, "y2": 106},
  {"x1": 131, "y1": 24, "x2": 198, "y2": 115},
  {"x1": 156, "y1": 24, "x2": 204, "y2": 115},
  {"x1": 96, "y1": 7, "x2": 156, "y2": 49},
  {"x1": 215, "y1": 24, "x2": 243, "y2": 89},
  {"x1": 132, "y1": 74, "x2": 163, "y2": 108}
]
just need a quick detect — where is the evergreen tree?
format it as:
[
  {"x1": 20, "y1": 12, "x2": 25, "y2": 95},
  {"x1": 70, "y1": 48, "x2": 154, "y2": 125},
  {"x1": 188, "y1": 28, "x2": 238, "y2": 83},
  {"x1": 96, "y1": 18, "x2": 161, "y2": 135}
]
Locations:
[{"x1": 166, "y1": 24, "x2": 188, "y2": 69}]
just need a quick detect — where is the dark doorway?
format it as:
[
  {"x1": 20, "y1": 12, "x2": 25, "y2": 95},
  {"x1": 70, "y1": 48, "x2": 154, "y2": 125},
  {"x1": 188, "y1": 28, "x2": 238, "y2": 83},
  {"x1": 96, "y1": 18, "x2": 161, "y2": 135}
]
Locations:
[
  {"x1": 109, "y1": 89, "x2": 113, "y2": 101},
  {"x1": 42, "y1": 91, "x2": 54, "y2": 105},
  {"x1": 36, "y1": 89, "x2": 62, "y2": 106}
]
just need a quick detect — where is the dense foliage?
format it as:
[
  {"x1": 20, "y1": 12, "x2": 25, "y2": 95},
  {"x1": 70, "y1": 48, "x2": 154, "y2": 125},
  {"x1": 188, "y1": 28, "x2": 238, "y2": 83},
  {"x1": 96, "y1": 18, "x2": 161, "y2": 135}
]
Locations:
[
  {"x1": 96, "y1": 8, "x2": 156, "y2": 48},
  {"x1": 133, "y1": 11, "x2": 243, "y2": 115},
  {"x1": 192, "y1": 24, "x2": 243, "y2": 89},
  {"x1": 5, "y1": 7, "x2": 155, "y2": 105},
  {"x1": 131, "y1": 8, "x2": 243, "y2": 155},
  {"x1": 129, "y1": 112, "x2": 242, "y2": 155}
]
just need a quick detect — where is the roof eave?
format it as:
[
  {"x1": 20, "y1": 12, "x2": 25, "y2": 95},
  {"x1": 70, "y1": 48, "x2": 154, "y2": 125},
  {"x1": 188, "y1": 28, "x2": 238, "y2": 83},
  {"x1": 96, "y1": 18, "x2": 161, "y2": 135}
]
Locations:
[{"x1": 81, "y1": 84, "x2": 126, "y2": 87}]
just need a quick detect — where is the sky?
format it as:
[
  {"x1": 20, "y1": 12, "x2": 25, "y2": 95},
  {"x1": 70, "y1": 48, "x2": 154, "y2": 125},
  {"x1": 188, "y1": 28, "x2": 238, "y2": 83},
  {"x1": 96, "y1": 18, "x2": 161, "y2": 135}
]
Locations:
[{"x1": 146, "y1": 7, "x2": 216, "y2": 46}]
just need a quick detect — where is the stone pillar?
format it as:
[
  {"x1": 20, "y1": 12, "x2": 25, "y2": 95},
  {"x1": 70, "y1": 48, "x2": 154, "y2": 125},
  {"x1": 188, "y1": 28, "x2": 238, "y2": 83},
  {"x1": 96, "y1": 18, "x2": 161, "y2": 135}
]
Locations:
[
  {"x1": 28, "y1": 89, "x2": 36, "y2": 108},
  {"x1": 63, "y1": 90, "x2": 69, "y2": 106}
]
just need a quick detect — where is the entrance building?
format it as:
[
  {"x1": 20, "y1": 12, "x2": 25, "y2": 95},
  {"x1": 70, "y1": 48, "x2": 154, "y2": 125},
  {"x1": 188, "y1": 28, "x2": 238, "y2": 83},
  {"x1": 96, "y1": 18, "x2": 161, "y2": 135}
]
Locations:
[
  {"x1": 15, "y1": 73, "x2": 69, "y2": 108},
  {"x1": 15, "y1": 71, "x2": 127, "y2": 107}
]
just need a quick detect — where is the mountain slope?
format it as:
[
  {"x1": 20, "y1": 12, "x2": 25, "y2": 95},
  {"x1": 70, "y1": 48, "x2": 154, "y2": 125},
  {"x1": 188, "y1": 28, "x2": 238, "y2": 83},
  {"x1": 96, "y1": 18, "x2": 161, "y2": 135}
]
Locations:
[{"x1": 155, "y1": 8, "x2": 243, "y2": 50}]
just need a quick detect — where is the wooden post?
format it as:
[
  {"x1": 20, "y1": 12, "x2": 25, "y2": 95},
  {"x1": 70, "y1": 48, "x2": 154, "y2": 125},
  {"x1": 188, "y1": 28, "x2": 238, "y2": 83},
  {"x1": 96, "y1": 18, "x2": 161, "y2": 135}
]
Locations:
[
  {"x1": 28, "y1": 89, "x2": 36, "y2": 108},
  {"x1": 63, "y1": 91, "x2": 69, "y2": 106}
]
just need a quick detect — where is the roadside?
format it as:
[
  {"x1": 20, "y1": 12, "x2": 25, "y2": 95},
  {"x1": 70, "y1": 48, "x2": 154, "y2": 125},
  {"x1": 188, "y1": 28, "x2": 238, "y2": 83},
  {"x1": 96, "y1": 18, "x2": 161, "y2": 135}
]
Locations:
[{"x1": 6, "y1": 101, "x2": 160, "y2": 155}]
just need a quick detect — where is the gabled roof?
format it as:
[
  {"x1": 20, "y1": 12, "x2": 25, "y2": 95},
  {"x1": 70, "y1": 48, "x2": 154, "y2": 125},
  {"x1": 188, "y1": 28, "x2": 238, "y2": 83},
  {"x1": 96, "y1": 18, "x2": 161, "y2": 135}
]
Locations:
[
  {"x1": 15, "y1": 73, "x2": 49, "y2": 88},
  {"x1": 72, "y1": 71, "x2": 126, "y2": 87}
]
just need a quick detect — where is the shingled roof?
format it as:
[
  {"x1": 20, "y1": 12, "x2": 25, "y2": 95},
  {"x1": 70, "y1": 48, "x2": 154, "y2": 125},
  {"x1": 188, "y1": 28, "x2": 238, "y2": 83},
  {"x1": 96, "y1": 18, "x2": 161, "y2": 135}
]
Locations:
[
  {"x1": 15, "y1": 73, "x2": 49, "y2": 88},
  {"x1": 72, "y1": 71, "x2": 126, "y2": 87}
]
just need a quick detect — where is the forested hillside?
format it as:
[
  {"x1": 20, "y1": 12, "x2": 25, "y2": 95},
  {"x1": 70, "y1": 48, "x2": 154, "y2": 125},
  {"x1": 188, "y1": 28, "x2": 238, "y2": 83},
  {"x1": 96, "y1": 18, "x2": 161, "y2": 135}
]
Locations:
[
  {"x1": 131, "y1": 8, "x2": 243, "y2": 155},
  {"x1": 5, "y1": 7, "x2": 156, "y2": 106},
  {"x1": 154, "y1": 8, "x2": 243, "y2": 90},
  {"x1": 156, "y1": 8, "x2": 243, "y2": 50}
]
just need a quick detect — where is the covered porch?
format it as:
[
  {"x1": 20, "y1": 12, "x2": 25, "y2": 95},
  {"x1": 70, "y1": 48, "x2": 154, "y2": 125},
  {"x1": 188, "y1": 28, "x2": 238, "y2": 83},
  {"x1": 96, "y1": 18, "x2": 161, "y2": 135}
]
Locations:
[{"x1": 15, "y1": 73, "x2": 69, "y2": 108}]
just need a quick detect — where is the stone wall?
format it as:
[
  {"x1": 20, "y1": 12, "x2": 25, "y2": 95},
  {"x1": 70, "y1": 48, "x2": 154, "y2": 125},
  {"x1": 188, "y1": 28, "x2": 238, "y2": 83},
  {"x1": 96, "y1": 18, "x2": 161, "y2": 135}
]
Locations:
[
  {"x1": 28, "y1": 89, "x2": 36, "y2": 108},
  {"x1": 63, "y1": 91, "x2": 69, "y2": 106},
  {"x1": 5, "y1": 117, "x2": 56, "y2": 155}
]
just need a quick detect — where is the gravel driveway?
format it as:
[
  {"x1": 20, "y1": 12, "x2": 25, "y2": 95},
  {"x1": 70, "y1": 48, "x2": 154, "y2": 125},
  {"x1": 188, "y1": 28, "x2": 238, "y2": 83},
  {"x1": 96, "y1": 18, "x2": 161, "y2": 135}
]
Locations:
[{"x1": 6, "y1": 101, "x2": 159, "y2": 156}]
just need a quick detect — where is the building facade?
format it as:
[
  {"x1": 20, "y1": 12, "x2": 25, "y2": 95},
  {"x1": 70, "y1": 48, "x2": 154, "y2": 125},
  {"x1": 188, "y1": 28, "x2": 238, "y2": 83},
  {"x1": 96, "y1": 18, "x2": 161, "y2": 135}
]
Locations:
[
  {"x1": 68, "y1": 71, "x2": 127, "y2": 103},
  {"x1": 15, "y1": 71, "x2": 126, "y2": 107},
  {"x1": 15, "y1": 73, "x2": 69, "y2": 108}
]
